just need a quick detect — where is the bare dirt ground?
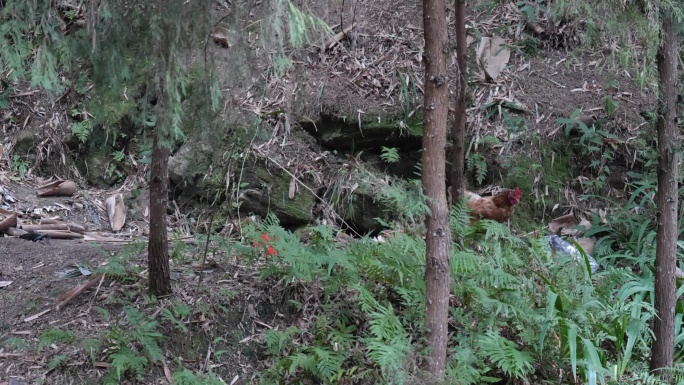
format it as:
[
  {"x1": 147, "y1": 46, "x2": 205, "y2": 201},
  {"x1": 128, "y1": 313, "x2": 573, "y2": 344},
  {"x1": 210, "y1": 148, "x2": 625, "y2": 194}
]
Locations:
[
  {"x1": 0, "y1": 233, "x2": 274, "y2": 384},
  {"x1": 0, "y1": 238, "x2": 119, "y2": 383},
  {"x1": 0, "y1": 238, "x2": 117, "y2": 327},
  {"x1": 0, "y1": 176, "x2": 270, "y2": 383}
]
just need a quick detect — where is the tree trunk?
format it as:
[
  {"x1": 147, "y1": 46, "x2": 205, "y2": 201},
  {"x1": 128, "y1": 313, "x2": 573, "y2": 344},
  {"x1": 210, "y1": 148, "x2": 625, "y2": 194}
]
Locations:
[
  {"x1": 650, "y1": 12, "x2": 678, "y2": 373},
  {"x1": 148, "y1": 131, "x2": 173, "y2": 296},
  {"x1": 422, "y1": 0, "x2": 452, "y2": 378},
  {"x1": 450, "y1": 0, "x2": 467, "y2": 201}
]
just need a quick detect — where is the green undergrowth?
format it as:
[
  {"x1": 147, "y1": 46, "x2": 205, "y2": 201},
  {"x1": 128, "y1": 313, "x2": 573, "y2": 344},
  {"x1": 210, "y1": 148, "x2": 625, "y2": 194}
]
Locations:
[
  {"x1": 6, "y1": 179, "x2": 684, "y2": 384},
  {"x1": 242, "y1": 194, "x2": 684, "y2": 385},
  {"x1": 496, "y1": 141, "x2": 575, "y2": 232}
]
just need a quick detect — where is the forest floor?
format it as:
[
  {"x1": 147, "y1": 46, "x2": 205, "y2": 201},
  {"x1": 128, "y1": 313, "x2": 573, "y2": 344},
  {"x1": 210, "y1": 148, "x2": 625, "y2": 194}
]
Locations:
[
  {"x1": 0, "y1": 0, "x2": 663, "y2": 383},
  {"x1": 0, "y1": 232, "x2": 274, "y2": 384},
  {"x1": 0, "y1": 180, "x2": 270, "y2": 384}
]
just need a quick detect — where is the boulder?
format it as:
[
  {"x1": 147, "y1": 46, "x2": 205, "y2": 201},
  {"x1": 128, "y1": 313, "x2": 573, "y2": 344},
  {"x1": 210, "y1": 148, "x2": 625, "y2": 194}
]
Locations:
[
  {"x1": 78, "y1": 149, "x2": 126, "y2": 188},
  {"x1": 168, "y1": 139, "x2": 214, "y2": 193},
  {"x1": 237, "y1": 159, "x2": 317, "y2": 226}
]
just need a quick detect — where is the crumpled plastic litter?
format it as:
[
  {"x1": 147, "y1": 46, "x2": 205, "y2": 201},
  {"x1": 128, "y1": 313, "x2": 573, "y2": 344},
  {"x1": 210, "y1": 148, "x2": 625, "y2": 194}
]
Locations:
[
  {"x1": 86, "y1": 202, "x2": 101, "y2": 226},
  {"x1": 56, "y1": 264, "x2": 92, "y2": 280},
  {"x1": 544, "y1": 235, "x2": 599, "y2": 273},
  {"x1": 1, "y1": 185, "x2": 16, "y2": 204}
]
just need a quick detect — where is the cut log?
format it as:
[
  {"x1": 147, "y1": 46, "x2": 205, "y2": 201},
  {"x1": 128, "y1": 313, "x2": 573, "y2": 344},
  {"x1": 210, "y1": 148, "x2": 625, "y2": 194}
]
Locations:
[
  {"x1": 20, "y1": 224, "x2": 69, "y2": 232},
  {"x1": 36, "y1": 180, "x2": 77, "y2": 197},
  {"x1": 32, "y1": 230, "x2": 84, "y2": 239},
  {"x1": 6, "y1": 227, "x2": 28, "y2": 237},
  {"x1": 0, "y1": 213, "x2": 17, "y2": 232},
  {"x1": 38, "y1": 219, "x2": 87, "y2": 234}
]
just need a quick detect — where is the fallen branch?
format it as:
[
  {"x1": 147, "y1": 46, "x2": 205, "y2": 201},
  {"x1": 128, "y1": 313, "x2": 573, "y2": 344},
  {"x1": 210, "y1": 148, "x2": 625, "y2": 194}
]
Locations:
[
  {"x1": 56, "y1": 274, "x2": 104, "y2": 310},
  {"x1": 40, "y1": 219, "x2": 86, "y2": 231},
  {"x1": 6, "y1": 227, "x2": 28, "y2": 237},
  {"x1": 7, "y1": 90, "x2": 39, "y2": 98}
]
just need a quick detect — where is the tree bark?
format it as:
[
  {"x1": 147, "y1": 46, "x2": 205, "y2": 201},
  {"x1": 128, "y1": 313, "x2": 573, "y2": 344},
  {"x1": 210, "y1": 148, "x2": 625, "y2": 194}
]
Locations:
[
  {"x1": 422, "y1": 0, "x2": 452, "y2": 378},
  {"x1": 451, "y1": 0, "x2": 467, "y2": 201},
  {"x1": 650, "y1": 12, "x2": 678, "y2": 373},
  {"x1": 148, "y1": 131, "x2": 173, "y2": 296}
]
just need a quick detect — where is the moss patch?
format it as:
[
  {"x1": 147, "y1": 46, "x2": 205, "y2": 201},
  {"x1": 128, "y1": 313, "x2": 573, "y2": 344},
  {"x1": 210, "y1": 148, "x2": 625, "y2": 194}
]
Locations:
[
  {"x1": 298, "y1": 106, "x2": 422, "y2": 153},
  {"x1": 253, "y1": 165, "x2": 316, "y2": 222},
  {"x1": 498, "y1": 141, "x2": 576, "y2": 232}
]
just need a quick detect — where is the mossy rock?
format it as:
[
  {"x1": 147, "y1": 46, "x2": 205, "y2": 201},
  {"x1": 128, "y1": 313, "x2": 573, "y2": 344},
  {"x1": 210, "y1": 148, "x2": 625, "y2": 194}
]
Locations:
[
  {"x1": 13, "y1": 130, "x2": 39, "y2": 158},
  {"x1": 77, "y1": 149, "x2": 127, "y2": 188},
  {"x1": 168, "y1": 139, "x2": 215, "y2": 197},
  {"x1": 298, "y1": 108, "x2": 422, "y2": 153},
  {"x1": 236, "y1": 158, "x2": 317, "y2": 226}
]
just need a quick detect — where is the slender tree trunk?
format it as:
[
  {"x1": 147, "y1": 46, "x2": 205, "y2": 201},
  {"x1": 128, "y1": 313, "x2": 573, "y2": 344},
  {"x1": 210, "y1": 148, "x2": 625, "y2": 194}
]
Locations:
[
  {"x1": 650, "y1": 12, "x2": 678, "y2": 373},
  {"x1": 451, "y1": 0, "x2": 467, "y2": 201},
  {"x1": 148, "y1": 131, "x2": 172, "y2": 296},
  {"x1": 422, "y1": 0, "x2": 452, "y2": 378}
]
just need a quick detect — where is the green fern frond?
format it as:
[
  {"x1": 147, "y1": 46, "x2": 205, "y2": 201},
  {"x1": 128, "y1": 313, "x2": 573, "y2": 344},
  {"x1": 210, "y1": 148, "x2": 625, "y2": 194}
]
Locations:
[
  {"x1": 380, "y1": 146, "x2": 401, "y2": 163},
  {"x1": 161, "y1": 308, "x2": 188, "y2": 332},
  {"x1": 265, "y1": 327, "x2": 301, "y2": 355},
  {"x1": 289, "y1": 351, "x2": 318, "y2": 377},
  {"x1": 452, "y1": 250, "x2": 482, "y2": 275},
  {"x1": 37, "y1": 328, "x2": 75, "y2": 351},
  {"x1": 312, "y1": 346, "x2": 344, "y2": 381},
  {"x1": 82, "y1": 337, "x2": 102, "y2": 362},
  {"x1": 48, "y1": 354, "x2": 69, "y2": 371},
  {"x1": 351, "y1": 234, "x2": 424, "y2": 288},
  {"x1": 450, "y1": 197, "x2": 474, "y2": 241},
  {"x1": 466, "y1": 153, "x2": 488, "y2": 185},
  {"x1": 477, "y1": 331, "x2": 534, "y2": 379},
  {"x1": 374, "y1": 178, "x2": 430, "y2": 224},
  {"x1": 109, "y1": 347, "x2": 148, "y2": 380},
  {"x1": 328, "y1": 322, "x2": 356, "y2": 351},
  {"x1": 481, "y1": 220, "x2": 513, "y2": 242},
  {"x1": 395, "y1": 286, "x2": 424, "y2": 310},
  {"x1": 367, "y1": 302, "x2": 405, "y2": 341},
  {"x1": 446, "y1": 338, "x2": 484, "y2": 385},
  {"x1": 172, "y1": 368, "x2": 225, "y2": 385},
  {"x1": 124, "y1": 307, "x2": 165, "y2": 362},
  {"x1": 631, "y1": 371, "x2": 670, "y2": 385},
  {"x1": 478, "y1": 267, "x2": 518, "y2": 289},
  {"x1": 365, "y1": 336, "x2": 410, "y2": 382}
]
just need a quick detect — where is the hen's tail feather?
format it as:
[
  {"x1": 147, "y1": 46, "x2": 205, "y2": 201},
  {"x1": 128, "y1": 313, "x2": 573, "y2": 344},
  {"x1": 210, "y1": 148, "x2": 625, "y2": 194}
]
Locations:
[{"x1": 464, "y1": 190, "x2": 481, "y2": 201}]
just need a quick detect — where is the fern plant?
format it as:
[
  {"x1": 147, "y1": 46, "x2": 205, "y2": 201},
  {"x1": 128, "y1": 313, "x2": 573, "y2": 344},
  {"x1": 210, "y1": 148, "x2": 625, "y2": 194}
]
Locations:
[
  {"x1": 70, "y1": 109, "x2": 93, "y2": 142},
  {"x1": 254, "y1": 215, "x2": 427, "y2": 384},
  {"x1": 251, "y1": 180, "x2": 674, "y2": 385},
  {"x1": 557, "y1": 109, "x2": 621, "y2": 191},
  {"x1": 37, "y1": 328, "x2": 76, "y2": 351},
  {"x1": 101, "y1": 306, "x2": 165, "y2": 383},
  {"x1": 466, "y1": 152, "x2": 488, "y2": 185},
  {"x1": 374, "y1": 176, "x2": 430, "y2": 227},
  {"x1": 477, "y1": 330, "x2": 535, "y2": 379},
  {"x1": 11, "y1": 155, "x2": 29, "y2": 179},
  {"x1": 380, "y1": 146, "x2": 401, "y2": 163},
  {"x1": 172, "y1": 368, "x2": 225, "y2": 385}
]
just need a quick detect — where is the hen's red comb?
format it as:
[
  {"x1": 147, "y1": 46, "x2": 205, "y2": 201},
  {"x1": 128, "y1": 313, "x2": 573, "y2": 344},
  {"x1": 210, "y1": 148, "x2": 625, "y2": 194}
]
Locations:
[{"x1": 514, "y1": 187, "x2": 522, "y2": 200}]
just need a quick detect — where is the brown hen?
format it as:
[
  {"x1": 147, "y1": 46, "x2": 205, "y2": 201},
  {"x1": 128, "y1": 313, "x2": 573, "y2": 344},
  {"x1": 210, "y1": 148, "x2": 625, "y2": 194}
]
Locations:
[{"x1": 465, "y1": 187, "x2": 522, "y2": 223}]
